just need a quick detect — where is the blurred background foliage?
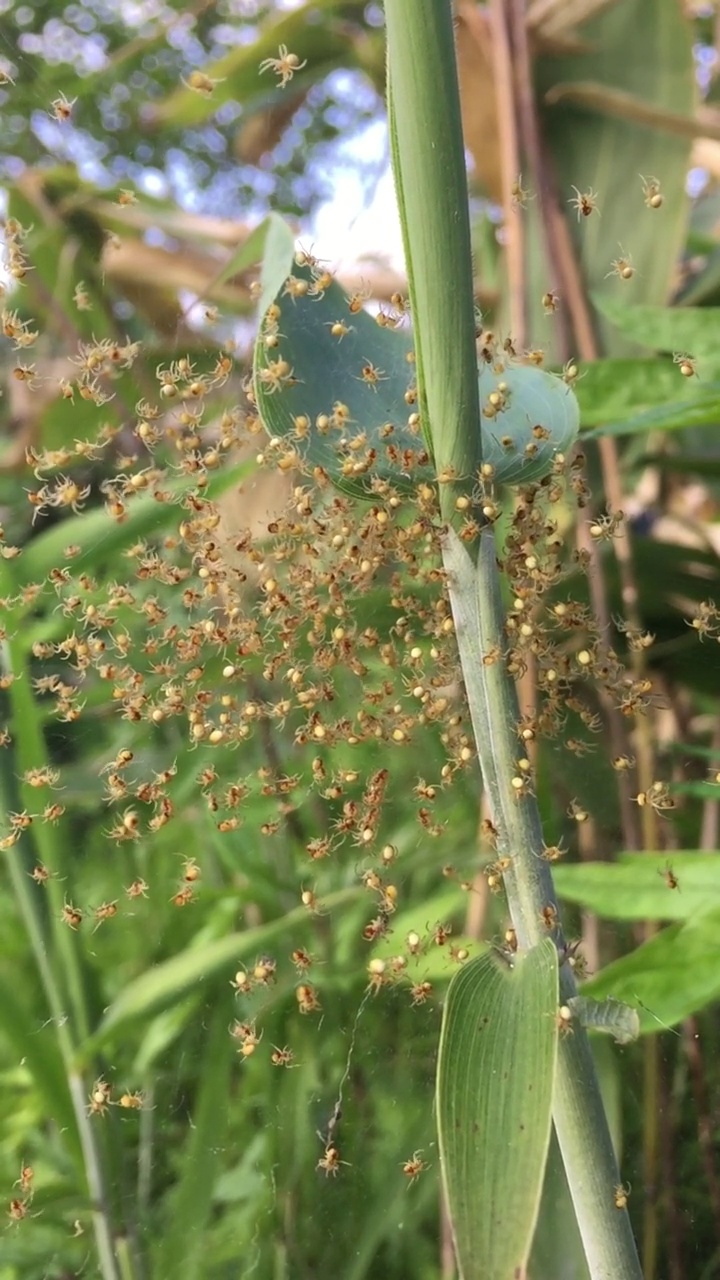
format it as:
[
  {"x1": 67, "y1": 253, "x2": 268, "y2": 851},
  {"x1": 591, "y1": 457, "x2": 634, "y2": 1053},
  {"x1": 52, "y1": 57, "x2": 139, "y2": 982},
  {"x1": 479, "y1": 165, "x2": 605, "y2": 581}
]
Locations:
[{"x1": 2, "y1": 1, "x2": 720, "y2": 1279}]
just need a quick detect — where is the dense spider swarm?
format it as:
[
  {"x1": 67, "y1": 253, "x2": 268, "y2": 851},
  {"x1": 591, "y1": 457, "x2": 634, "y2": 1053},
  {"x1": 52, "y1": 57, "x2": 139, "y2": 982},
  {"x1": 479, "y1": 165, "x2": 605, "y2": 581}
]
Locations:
[{"x1": 0, "y1": 219, "x2": 690, "y2": 1117}]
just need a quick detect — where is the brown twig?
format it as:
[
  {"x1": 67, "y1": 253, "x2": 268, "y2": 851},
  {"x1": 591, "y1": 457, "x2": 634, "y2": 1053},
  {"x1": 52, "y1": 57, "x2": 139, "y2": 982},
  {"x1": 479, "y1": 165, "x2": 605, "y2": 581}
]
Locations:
[
  {"x1": 684, "y1": 1015, "x2": 720, "y2": 1245},
  {"x1": 487, "y1": 0, "x2": 526, "y2": 346},
  {"x1": 700, "y1": 721, "x2": 720, "y2": 850},
  {"x1": 507, "y1": 0, "x2": 572, "y2": 355},
  {"x1": 658, "y1": 1046, "x2": 684, "y2": 1280}
]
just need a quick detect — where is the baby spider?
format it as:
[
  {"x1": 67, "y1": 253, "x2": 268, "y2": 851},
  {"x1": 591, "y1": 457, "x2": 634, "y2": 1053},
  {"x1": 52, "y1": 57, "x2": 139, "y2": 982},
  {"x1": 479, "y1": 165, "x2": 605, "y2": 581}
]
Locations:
[
  {"x1": 673, "y1": 351, "x2": 697, "y2": 379},
  {"x1": 358, "y1": 361, "x2": 387, "y2": 390},
  {"x1": 317, "y1": 1144, "x2": 348, "y2": 1176},
  {"x1": 659, "y1": 861, "x2": 680, "y2": 891},
  {"x1": 87, "y1": 1078, "x2": 112, "y2": 1116},
  {"x1": 556, "y1": 1005, "x2": 574, "y2": 1036},
  {"x1": 13, "y1": 1163, "x2": 34, "y2": 1198},
  {"x1": 183, "y1": 70, "x2": 225, "y2": 96},
  {"x1": 117, "y1": 1090, "x2": 146, "y2": 1110},
  {"x1": 258, "y1": 44, "x2": 307, "y2": 88},
  {"x1": 568, "y1": 186, "x2": 600, "y2": 220},
  {"x1": 61, "y1": 900, "x2": 83, "y2": 930},
  {"x1": 271, "y1": 1045, "x2": 296, "y2": 1067},
  {"x1": 614, "y1": 1181, "x2": 631, "y2": 1210},
  {"x1": 402, "y1": 1150, "x2": 430, "y2": 1184},
  {"x1": 50, "y1": 92, "x2": 76, "y2": 122},
  {"x1": 8, "y1": 1197, "x2": 32, "y2": 1224},
  {"x1": 510, "y1": 174, "x2": 534, "y2": 209},
  {"x1": 605, "y1": 248, "x2": 635, "y2": 281},
  {"x1": 589, "y1": 508, "x2": 624, "y2": 541},
  {"x1": 640, "y1": 175, "x2": 663, "y2": 209}
]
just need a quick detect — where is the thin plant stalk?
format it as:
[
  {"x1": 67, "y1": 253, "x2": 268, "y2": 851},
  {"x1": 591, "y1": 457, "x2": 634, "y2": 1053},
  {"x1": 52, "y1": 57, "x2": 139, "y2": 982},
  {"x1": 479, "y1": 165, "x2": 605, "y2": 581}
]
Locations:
[
  {"x1": 0, "y1": 587, "x2": 120, "y2": 1280},
  {"x1": 0, "y1": 757, "x2": 121, "y2": 1280},
  {"x1": 383, "y1": 1, "x2": 643, "y2": 1274}
]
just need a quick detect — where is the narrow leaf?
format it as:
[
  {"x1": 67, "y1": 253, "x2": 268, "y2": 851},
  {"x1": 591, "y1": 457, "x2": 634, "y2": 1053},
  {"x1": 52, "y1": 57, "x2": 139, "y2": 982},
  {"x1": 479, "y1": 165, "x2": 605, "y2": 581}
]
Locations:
[
  {"x1": 152, "y1": 1006, "x2": 233, "y2": 1280},
  {"x1": 594, "y1": 295, "x2": 720, "y2": 362},
  {"x1": 554, "y1": 853, "x2": 720, "y2": 922},
  {"x1": 13, "y1": 460, "x2": 254, "y2": 597},
  {"x1": 88, "y1": 888, "x2": 359, "y2": 1047}
]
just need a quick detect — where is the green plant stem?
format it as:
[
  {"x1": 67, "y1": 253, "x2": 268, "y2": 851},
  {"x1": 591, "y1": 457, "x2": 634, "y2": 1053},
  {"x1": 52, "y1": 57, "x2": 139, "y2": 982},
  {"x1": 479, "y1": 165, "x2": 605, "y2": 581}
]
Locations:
[
  {"x1": 68, "y1": 1072, "x2": 123, "y2": 1280},
  {"x1": 116, "y1": 1236, "x2": 140, "y2": 1280},
  {"x1": 0, "y1": 627, "x2": 92, "y2": 1042},
  {"x1": 0, "y1": 761, "x2": 121, "y2": 1280},
  {"x1": 0, "y1": 577, "x2": 120, "y2": 1280},
  {"x1": 444, "y1": 525, "x2": 642, "y2": 1279},
  {"x1": 384, "y1": 0, "x2": 643, "y2": 1273},
  {"x1": 384, "y1": 0, "x2": 481, "y2": 519}
]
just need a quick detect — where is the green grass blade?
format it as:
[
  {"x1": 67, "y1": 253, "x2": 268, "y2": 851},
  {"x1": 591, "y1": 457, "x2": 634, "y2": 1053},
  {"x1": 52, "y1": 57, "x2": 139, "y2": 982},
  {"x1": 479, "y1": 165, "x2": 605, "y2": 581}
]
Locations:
[
  {"x1": 0, "y1": 982, "x2": 80, "y2": 1161},
  {"x1": 87, "y1": 888, "x2": 360, "y2": 1048},
  {"x1": 594, "y1": 295, "x2": 720, "y2": 362},
  {"x1": 554, "y1": 852, "x2": 720, "y2": 922},
  {"x1": 436, "y1": 939, "x2": 558, "y2": 1280},
  {"x1": 383, "y1": 0, "x2": 480, "y2": 517},
  {"x1": 14, "y1": 460, "x2": 254, "y2": 593},
  {"x1": 151, "y1": 1006, "x2": 234, "y2": 1280}
]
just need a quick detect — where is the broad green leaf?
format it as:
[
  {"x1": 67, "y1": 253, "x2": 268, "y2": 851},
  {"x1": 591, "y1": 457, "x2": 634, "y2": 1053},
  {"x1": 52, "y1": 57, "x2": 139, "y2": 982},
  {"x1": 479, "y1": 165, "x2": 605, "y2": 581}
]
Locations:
[
  {"x1": 582, "y1": 906, "x2": 720, "y2": 1032},
  {"x1": 595, "y1": 295, "x2": 720, "y2": 364},
  {"x1": 477, "y1": 361, "x2": 579, "y2": 484},
  {"x1": 196, "y1": 212, "x2": 295, "y2": 320},
  {"x1": 677, "y1": 245, "x2": 720, "y2": 306},
  {"x1": 530, "y1": 1130, "x2": 591, "y2": 1280},
  {"x1": 152, "y1": 1007, "x2": 234, "y2": 1280},
  {"x1": 255, "y1": 214, "x2": 297, "y2": 319},
  {"x1": 554, "y1": 853, "x2": 720, "y2": 922},
  {"x1": 530, "y1": 1040, "x2": 621, "y2": 1280},
  {"x1": 515, "y1": 381, "x2": 720, "y2": 440},
  {"x1": 437, "y1": 940, "x2": 558, "y2": 1280},
  {"x1": 88, "y1": 888, "x2": 359, "y2": 1047},
  {"x1": 543, "y1": 80, "x2": 712, "y2": 141},
  {"x1": 638, "y1": 453, "x2": 720, "y2": 479},
  {"x1": 574, "y1": 358, "x2": 711, "y2": 428},
  {"x1": 253, "y1": 262, "x2": 433, "y2": 498}
]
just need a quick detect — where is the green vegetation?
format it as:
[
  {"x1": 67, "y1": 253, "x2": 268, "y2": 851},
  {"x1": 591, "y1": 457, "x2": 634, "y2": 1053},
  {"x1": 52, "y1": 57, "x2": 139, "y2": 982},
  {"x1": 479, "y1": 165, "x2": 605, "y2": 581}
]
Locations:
[{"x1": 1, "y1": 2, "x2": 720, "y2": 1278}]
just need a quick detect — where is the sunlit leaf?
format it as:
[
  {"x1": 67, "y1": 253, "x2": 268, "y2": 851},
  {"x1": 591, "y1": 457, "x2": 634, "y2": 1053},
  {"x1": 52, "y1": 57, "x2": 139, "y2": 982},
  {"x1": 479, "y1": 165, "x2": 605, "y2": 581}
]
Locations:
[{"x1": 554, "y1": 852, "x2": 720, "y2": 922}]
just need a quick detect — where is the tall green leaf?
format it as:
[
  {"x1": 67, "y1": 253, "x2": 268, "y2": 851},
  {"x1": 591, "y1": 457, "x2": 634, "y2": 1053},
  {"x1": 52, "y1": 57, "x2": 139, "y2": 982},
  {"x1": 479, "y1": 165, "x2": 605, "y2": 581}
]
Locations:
[
  {"x1": 436, "y1": 940, "x2": 558, "y2": 1280},
  {"x1": 151, "y1": 1006, "x2": 234, "y2": 1280}
]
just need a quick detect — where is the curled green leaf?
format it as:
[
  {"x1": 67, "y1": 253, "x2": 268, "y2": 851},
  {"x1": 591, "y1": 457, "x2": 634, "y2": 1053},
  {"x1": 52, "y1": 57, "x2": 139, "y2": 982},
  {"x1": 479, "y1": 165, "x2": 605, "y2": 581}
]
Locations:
[
  {"x1": 478, "y1": 357, "x2": 579, "y2": 485},
  {"x1": 253, "y1": 264, "x2": 579, "y2": 496}
]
